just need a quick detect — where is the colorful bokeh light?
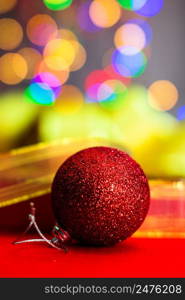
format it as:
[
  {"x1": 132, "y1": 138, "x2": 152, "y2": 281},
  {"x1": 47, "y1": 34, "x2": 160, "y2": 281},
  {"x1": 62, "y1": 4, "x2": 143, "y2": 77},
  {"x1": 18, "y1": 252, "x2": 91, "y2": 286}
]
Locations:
[
  {"x1": 136, "y1": 0, "x2": 164, "y2": 17},
  {"x1": 70, "y1": 41, "x2": 87, "y2": 72},
  {"x1": 86, "y1": 84, "x2": 102, "y2": 103},
  {"x1": 18, "y1": 48, "x2": 42, "y2": 80},
  {"x1": 0, "y1": 53, "x2": 27, "y2": 85},
  {"x1": 37, "y1": 60, "x2": 69, "y2": 86},
  {"x1": 114, "y1": 23, "x2": 146, "y2": 55},
  {"x1": 117, "y1": 0, "x2": 147, "y2": 10},
  {"x1": 104, "y1": 65, "x2": 131, "y2": 86},
  {"x1": 98, "y1": 79, "x2": 127, "y2": 110},
  {"x1": 25, "y1": 82, "x2": 56, "y2": 106},
  {"x1": 126, "y1": 19, "x2": 153, "y2": 46},
  {"x1": 0, "y1": 0, "x2": 181, "y2": 182},
  {"x1": 44, "y1": 38, "x2": 75, "y2": 71},
  {"x1": 148, "y1": 80, "x2": 179, "y2": 111},
  {"x1": 43, "y1": 0, "x2": 73, "y2": 11},
  {"x1": 89, "y1": 0, "x2": 121, "y2": 28},
  {"x1": 77, "y1": 0, "x2": 101, "y2": 32},
  {"x1": 85, "y1": 69, "x2": 110, "y2": 92},
  {"x1": 117, "y1": 0, "x2": 163, "y2": 16},
  {"x1": 55, "y1": 28, "x2": 77, "y2": 41},
  {"x1": 85, "y1": 67, "x2": 131, "y2": 102},
  {"x1": 26, "y1": 14, "x2": 58, "y2": 46},
  {"x1": 35, "y1": 72, "x2": 62, "y2": 88},
  {"x1": 112, "y1": 49, "x2": 147, "y2": 78},
  {"x1": 0, "y1": 18, "x2": 23, "y2": 50}
]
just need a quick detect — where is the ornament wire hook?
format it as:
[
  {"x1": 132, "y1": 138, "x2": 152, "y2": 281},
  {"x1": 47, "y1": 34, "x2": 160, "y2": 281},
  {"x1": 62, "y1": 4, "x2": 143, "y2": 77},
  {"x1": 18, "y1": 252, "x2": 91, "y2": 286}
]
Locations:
[{"x1": 12, "y1": 202, "x2": 69, "y2": 252}]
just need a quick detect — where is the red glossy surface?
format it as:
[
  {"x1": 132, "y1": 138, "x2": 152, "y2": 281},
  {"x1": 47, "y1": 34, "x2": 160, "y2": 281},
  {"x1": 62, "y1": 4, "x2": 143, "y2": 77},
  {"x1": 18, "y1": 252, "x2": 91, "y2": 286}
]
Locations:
[{"x1": 0, "y1": 233, "x2": 184, "y2": 278}]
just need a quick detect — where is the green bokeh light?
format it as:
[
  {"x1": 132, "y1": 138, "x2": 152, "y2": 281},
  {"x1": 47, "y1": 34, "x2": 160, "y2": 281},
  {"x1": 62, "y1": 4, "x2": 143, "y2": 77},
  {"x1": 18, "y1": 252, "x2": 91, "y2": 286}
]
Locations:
[
  {"x1": 98, "y1": 80, "x2": 128, "y2": 111},
  {"x1": 117, "y1": 0, "x2": 147, "y2": 11},
  {"x1": 43, "y1": 0, "x2": 73, "y2": 11}
]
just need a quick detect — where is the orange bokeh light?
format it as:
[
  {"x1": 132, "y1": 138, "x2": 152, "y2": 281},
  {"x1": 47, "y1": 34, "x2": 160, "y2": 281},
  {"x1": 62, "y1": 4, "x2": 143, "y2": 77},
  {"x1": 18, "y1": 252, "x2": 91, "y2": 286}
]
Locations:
[
  {"x1": 70, "y1": 41, "x2": 87, "y2": 71},
  {"x1": 55, "y1": 28, "x2": 77, "y2": 41},
  {"x1": 26, "y1": 14, "x2": 58, "y2": 46},
  {"x1": 0, "y1": 18, "x2": 23, "y2": 50},
  {"x1": 44, "y1": 38, "x2": 75, "y2": 71},
  {"x1": 0, "y1": 53, "x2": 27, "y2": 85},
  {"x1": 18, "y1": 47, "x2": 42, "y2": 79},
  {"x1": 89, "y1": 0, "x2": 121, "y2": 28},
  {"x1": 148, "y1": 80, "x2": 179, "y2": 111},
  {"x1": 0, "y1": 0, "x2": 17, "y2": 14}
]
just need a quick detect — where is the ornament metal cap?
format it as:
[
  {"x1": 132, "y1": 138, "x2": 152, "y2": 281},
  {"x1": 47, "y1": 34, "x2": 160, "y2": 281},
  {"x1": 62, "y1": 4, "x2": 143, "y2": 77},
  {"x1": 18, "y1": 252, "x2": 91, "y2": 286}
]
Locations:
[{"x1": 12, "y1": 202, "x2": 71, "y2": 252}]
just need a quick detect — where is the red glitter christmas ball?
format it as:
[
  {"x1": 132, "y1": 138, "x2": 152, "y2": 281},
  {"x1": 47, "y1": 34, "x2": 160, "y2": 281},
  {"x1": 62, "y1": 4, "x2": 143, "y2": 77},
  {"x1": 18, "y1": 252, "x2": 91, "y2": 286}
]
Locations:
[{"x1": 51, "y1": 146, "x2": 150, "y2": 246}]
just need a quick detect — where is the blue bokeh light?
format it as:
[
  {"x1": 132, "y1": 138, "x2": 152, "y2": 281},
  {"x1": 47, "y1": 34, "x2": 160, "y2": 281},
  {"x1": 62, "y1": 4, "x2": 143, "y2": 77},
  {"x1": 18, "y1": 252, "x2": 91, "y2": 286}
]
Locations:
[
  {"x1": 112, "y1": 49, "x2": 147, "y2": 78},
  {"x1": 177, "y1": 106, "x2": 185, "y2": 121},
  {"x1": 25, "y1": 82, "x2": 56, "y2": 106},
  {"x1": 136, "y1": 0, "x2": 164, "y2": 17}
]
